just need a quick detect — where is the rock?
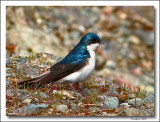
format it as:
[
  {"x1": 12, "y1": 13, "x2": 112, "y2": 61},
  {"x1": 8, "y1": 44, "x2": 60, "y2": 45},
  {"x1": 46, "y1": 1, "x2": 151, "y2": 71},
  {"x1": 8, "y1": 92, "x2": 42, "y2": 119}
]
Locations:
[
  {"x1": 125, "y1": 108, "x2": 140, "y2": 116},
  {"x1": 102, "y1": 112, "x2": 107, "y2": 116},
  {"x1": 97, "y1": 68, "x2": 111, "y2": 77},
  {"x1": 13, "y1": 103, "x2": 48, "y2": 115},
  {"x1": 18, "y1": 89, "x2": 28, "y2": 94},
  {"x1": 144, "y1": 94, "x2": 154, "y2": 104},
  {"x1": 52, "y1": 90, "x2": 75, "y2": 100},
  {"x1": 78, "y1": 25, "x2": 85, "y2": 32},
  {"x1": 95, "y1": 55, "x2": 106, "y2": 70},
  {"x1": 129, "y1": 35, "x2": 141, "y2": 45},
  {"x1": 36, "y1": 103, "x2": 49, "y2": 108},
  {"x1": 134, "y1": 29, "x2": 154, "y2": 46},
  {"x1": 145, "y1": 85, "x2": 154, "y2": 93},
  {"x1": 22, "y1": 98, "x2": 32, "y2": 104},
  {"x1": 107, "y1": 89, "x2": 118, "y2": 96},
  {"x1": 129, "y1": 93, "x2": 135, "y2": 99},
  {"x1": 7, "y1": 25, "x2": 67, "y2": 57},
  {"x1": 89, "y1": 107, "x2": 99, "y2": 113},
  {"x1": 104, "y1": 97, "x2": 119, "y2": 109},
  {"x1": 106, "y1": 60, "x2": 116, "y2": 70},
  {"x1": 19, "y1": 95, "x2": 28, "y2": 101},
  {"x1": 99, "y1": 95, "x2": 109, "y2": 101},
  {"x1": 128, "y1": 98, "x2": 144, "y2": 106},
  {"x1": 120, "y1": 103, "x2": 131, "y2": 107},
  {"x1": 56, "y1": 105, "x2": 68, "y2": 113},
  {"x1": 125, "y1": 107, "x2": 152, "y2": 116},
  {"x1": 7, "y1": 89, "x2": 16, "y2": 97},
  {"x1": 39, "y1": 92, "x2": 48, "y2": 99}
]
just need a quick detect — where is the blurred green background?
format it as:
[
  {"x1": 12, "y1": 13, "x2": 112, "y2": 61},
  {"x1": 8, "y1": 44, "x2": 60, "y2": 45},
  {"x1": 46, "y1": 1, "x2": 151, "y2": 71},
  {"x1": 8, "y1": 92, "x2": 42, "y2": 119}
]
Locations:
[{"x1": 6, "y1": 6, "x2": 154, "y2": 92}]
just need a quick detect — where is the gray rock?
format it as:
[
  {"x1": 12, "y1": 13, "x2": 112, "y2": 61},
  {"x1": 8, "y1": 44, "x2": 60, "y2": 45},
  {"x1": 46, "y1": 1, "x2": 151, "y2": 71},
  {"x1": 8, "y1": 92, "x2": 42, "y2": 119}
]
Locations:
[
  {"x1": 39, "y1": 92, "x2": 48, "y2": 99},
  {"x1": 56, "y1": 105, "x2": 68, "y2": 113},
  {"x1": 125, "y1": 107, "x2": 152, "y2": 116},
  {"x1": 18, "y1": 89, "x2": 28, "y2": 94},
  {"x1": 7, "y1": 89, "x2": 16, "y2": 97},
  {"x1": 125, "y1": 108, "x2": 140, "y2": 116},
  {"x1": 104, "y1": 97, "x2": 119, "y2": 109},
  {"x1": 128, "y1": 98, "x2": 144, "y2": 106},
  {"x1": 13, "y1": 103, "x2": 48, "y2": 115},
  {"x1": 107, "y1": 89, "x2": 118, "y2": 96},
  {"x1": 134, "y1": 29, "x2": 154, "y2": 46},
  {"x1": 144, "y1": 94, "x2": 154, "y2": 104},
  {"x1": 19, "y1": 95, "x2": 28, "y2": 101},
  {"x1": 36, "y1": 103, "x2": 49, "y2": 108},
  {"x1": 99, "y1": 95, "x2": 109, "y2": 101}
]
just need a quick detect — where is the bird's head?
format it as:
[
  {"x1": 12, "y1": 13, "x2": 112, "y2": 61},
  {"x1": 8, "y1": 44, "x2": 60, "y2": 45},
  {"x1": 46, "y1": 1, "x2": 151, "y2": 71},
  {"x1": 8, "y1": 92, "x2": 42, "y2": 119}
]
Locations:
[{"x1": 79, "y1": 33, "x2": 103, "y2": 51}]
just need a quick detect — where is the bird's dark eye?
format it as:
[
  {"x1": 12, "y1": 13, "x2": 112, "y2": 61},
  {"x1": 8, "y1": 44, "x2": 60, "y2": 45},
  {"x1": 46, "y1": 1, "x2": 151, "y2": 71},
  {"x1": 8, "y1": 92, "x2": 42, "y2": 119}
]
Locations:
[{"x1": 91, "y1": 39, "x2": 99, "y2": 43}]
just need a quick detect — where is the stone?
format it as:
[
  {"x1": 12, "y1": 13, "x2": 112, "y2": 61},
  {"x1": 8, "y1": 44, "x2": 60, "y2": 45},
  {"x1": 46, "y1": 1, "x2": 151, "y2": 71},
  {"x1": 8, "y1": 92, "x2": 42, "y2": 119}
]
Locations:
[
  {"x1": 36, "y1": 103, "x2": 49, "y2": 108},
  {"x1": 145, "y1": 85, "x2": 154, "y2": 93},
  {"x1": 107, "y1": 89, "x2": 118, "y2": 96},
  {"x1": 97, "y1": 68, "x2": 111, "y2": 77},
  {"x1": 129, "y1": 93, "x2": 135, "y2": 99},
  {"x1": 13, "y1": 103, "x2": 48, "y2": 115},
  {"x1": 19, "y1": 95, "x2": 28, "y2": 101},
  {"x1": 125, "y1": 108, "x2": 140, "y2": 116},
  {"x1": 128, "y1": 98, "x2": 144, "y2": 106},
  {"x1": 134, "y1": 29, "x2": 154, "y2": 46},
  {"x1": 106, "y1": 60, "x2": 116, "y2": 70},
  {"x1": 102, "y1": 112, "x2": 107, "y2": 116},
  {"x1": 125, "y1": 107, "x2": 152, "y2": 116},
  {"x1": 120, "y1": 103, "x2": 131, "y2": 107},
  {"x1": 104, "y1": 97, "x2": 119, "y2": 109},
  {"x1": 39, "y1": 92, "x2": 48, "y2": 99},
  {"x1": 129, "y1": 35, "x2": 140, "y2": 45},
  {"x1": 95, "y1": 55, "x2": 106, "y2": 70},
  {"x1": 56, "y1": 104, "x2": 68, "y2": 113},
  {"x1": 22, "y1": 98, "x2": 32, "y2": 105},
  {"x1": 99, "y1": 95, "x2": 109, "y2": 101},
  {"x1": 144, "y1": 94, "x2": 154, "y2": 104},
  {"x1": 7, "y1": 25, "x2": 67, "y2": 57}
]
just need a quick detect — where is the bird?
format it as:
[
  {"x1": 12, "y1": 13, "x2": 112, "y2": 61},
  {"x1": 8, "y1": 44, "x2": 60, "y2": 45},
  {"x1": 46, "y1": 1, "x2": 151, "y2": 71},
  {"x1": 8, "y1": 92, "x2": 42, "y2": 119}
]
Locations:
[{"x1": 18, "y1": 33, "x2": 103, "y2": 89}]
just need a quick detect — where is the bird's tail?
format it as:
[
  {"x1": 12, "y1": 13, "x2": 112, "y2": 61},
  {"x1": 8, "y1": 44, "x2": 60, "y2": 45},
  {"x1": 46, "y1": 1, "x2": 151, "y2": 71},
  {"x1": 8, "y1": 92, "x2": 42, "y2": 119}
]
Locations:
[{"x1": 18, "y1": 71, "x2": 51, "y2": 89}]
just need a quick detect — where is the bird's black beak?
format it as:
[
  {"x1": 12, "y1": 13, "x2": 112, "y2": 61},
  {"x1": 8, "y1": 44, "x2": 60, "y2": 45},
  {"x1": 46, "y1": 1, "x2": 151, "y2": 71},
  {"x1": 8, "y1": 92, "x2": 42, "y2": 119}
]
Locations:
[{"x1": 99, "y1": 41, "x2": 104, "y2": 45}]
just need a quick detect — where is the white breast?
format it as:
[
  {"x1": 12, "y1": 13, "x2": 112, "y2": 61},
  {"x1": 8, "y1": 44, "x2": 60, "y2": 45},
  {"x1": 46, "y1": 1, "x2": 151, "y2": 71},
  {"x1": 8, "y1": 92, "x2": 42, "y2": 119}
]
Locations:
[{"x1": 56, "y1": 50, "x2": 95, "y2": 83}]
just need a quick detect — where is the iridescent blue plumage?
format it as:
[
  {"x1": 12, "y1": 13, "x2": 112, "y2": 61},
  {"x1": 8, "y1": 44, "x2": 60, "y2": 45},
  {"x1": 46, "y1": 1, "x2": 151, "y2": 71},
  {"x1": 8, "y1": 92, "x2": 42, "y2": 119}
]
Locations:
[
  {"x1": 58, "y1": 33, "x2": 100, "y2": 64},
  {"x1": 58, "y1": 44, "x2": 89, "y2": 64}
]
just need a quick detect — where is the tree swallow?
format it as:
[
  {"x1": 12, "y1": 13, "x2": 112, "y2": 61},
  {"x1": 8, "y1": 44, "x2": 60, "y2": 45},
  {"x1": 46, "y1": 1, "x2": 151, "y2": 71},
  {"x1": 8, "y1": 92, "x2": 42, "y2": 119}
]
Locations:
[{"x1": 18, "y1": 33, "x2": 103, "y2": 89}]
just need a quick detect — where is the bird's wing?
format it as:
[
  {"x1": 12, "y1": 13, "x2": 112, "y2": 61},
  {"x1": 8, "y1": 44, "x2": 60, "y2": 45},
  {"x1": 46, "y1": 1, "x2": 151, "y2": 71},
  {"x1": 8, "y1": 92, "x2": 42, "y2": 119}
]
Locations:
[{"x1": 38, "y1": 47, "x2": 89, "y2": 85}]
